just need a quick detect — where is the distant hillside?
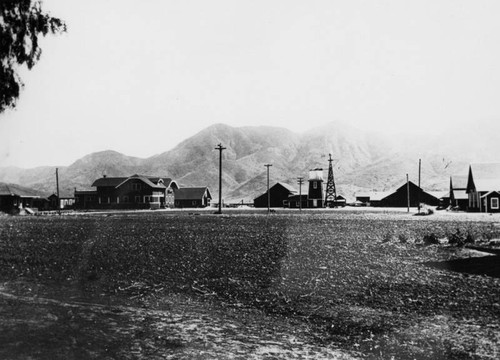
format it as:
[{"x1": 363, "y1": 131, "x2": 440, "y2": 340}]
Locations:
[{"x1": 1, "y1": 121, "x2": 497, "y2": 202}]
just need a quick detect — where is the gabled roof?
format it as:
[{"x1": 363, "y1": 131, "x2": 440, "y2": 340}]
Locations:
[
  {"x1": 91, "y1": 177, "x2": 127, "y2": 187},
  {"x1": 116, "y1": 175, "x2": 166, "y2": 189},
  {"x1": 92, "y1": 175, "x2": 174, "y2": 189},
  {"x1": 0, "y1": 183, "x2": 43, "y2": 198},
  {"x1": 481, "y1": 190, "x2": 500, "y2": 198},
  {"x1": 173, "y1": 187, "x2": 211, "y2": 200},
  {"x1": 274, "y1": 182, "x2": 297, "y2": 194},
  {"x1": 468, "y1": 163, "x2": 500, "y2": 192}
]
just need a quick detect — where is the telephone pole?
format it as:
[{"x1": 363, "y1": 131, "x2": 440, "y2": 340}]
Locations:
[
  {"x1": 56, "y1": 168, "x2": 60, "y2": 215},
  {"x1": 418, "y1": 159, "x2": 421, "y2": 214},
  {"x1": 215, "y1": 143, "x2": 226, "y2": 214},
  {"x1": 297, "y1": 176, "x2": 304, "y2": 211},
  {"x1": 406, "y1": 173, "x2": 410, "y2": 213},
  {"x1": 264, "y1": 164, "x2": 272, "y2": 213}
]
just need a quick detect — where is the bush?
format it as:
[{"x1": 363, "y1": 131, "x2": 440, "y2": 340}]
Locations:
[{"x1": 423, "y1": 233, "x2": 439, "y2": 245}]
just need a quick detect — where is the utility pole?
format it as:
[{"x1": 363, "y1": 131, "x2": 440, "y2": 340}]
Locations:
[
  {"x1": 56, "y1": 168, "x2": 60, "y2": 215},
  {"x1": 264, "y1": 164, "x2": 272, "y2": 213},
  {"x1": 297, "y1": 176, "x2": 304, "y2": 211},
  {"x1": 406, "y1": 173, "x2": 410, "y2": 213},
  {"x1": 418, "y1": 159, "x2": 421, "y2": 214},
  {"x1": 215, "y1": 143, "x2": 226, "y2": 214}
]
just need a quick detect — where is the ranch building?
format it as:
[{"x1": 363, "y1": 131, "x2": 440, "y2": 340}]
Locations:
[
  {"x1": 75, "y1": 174, "x2": 179, "y2": 210},
  {"x1": 254, "y1": 182, "x2": 297, "y2": 208},
  {"x1": 173, "y1": 187, "x2": 212, "y2": 208},
  {"x1": 0, "y1": 182, "x2": 48, "y2": 214},
  {"x1": 378, "y1": 181, "x2": 440, "y2": 207},
  {"x1": 466, "y1": 163, "x2": 500, "y2": 213}
]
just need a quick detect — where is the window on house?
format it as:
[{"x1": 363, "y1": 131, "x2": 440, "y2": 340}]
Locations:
[
  {"x1": 491, "y1": 197, "x2": 499, "y2": 209},
  {"x1": 132, "y1": 183, "x2": 141, "y2": 191},
  {"x1": 313, "y1": 181, "x2": 317, "y2": 189}
]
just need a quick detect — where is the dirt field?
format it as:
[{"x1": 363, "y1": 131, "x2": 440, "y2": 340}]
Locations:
[{"x1": 0, "y1": 209, "x2": 499, "y2": 359}]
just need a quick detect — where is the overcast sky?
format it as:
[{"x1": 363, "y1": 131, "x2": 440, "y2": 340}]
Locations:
[{"x1": 1, "y1": 0, "x2": 500, "y2": 168}]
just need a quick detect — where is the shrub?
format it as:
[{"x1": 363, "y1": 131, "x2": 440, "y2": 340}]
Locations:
[{"x1": 423, "y1": 233, "x2": 438, "y2": 245}]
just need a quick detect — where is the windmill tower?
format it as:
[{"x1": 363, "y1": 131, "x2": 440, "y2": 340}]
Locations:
[
  {"x1": 324, "y1": 153, "x2": 337, "y2": 207},
  {"x1": 308, "y1": 168, "x2": 324, "y2": 208}
]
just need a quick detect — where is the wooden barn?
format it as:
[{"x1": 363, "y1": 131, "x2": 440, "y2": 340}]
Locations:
[
  {"x1": 173, "y1": 187, "x2": 212, "y2": 208},
  {"x1": 254, "y1": 182, "x2": 297, "y2": 208},
  {"x1": 378, "y1": 181, "x2": 440, "y2": 207},
  {"x1": 466, "y1": 163, "x2": 500, "y2": 213}
]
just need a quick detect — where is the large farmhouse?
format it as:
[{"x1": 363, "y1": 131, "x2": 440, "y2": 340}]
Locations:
[
  {"x1": 466, "y1": 163, "x2": 500, "y2": 213},
  {"x1": 75, "y1": 174, "x2": 179, "y2": 210}
]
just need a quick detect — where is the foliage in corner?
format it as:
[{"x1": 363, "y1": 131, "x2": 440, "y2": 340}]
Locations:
[{"x1": 0, "y1": 0, "x2": 66, "y2": 112}]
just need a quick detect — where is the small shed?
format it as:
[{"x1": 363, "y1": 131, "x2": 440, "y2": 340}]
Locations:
[{"x1": 174, "y1": 187, "x2": 212, "y2": 208}]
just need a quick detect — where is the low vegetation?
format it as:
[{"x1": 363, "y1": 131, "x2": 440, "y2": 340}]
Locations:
[{"x1": 1, "y1": 211, "x2": 499, "y2": 359}]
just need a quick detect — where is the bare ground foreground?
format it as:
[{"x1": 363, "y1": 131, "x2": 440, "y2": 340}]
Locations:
[
  {"x1": 0, "y1": 209, "x2": 500, "y2": 359},
  {"x1": 0, "y1": 280, "x2": 353, "y2": 359}
]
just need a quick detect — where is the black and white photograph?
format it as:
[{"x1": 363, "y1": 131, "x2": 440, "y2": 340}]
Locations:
[{"x1": 1, "y1": 0, "x2": 500, "y2": 358}]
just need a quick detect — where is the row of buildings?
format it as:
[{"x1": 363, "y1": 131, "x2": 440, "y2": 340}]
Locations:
[
  {"x1": 2, "y1": 162, "x2": 500, "y2": 214},
  {"x1": 0, "y1": 174, "x2": 212, "y2": 213},
  {"x1": 252, "y1": 163, "x2": 500, "y2": 213}
]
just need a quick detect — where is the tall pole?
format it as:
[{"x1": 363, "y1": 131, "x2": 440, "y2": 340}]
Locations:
[
  {"x1": 417, "y1": 159, "x2": 422, "y2": 214},
  {"x1": 215, "y1": 143, "x2": 226, "y2": 214},
  {"x1": 56, "y1": 168, "x2": 60, "y2": 215},
  {"x1": 297, "y1": 176, "x2": 304, "y2": 211},
  {"x1": 264, "y1": 164, "x2": 272, "y2": 213},
  {"x1": 406, "y1": 173, "x2": 410, "y2": 213}
]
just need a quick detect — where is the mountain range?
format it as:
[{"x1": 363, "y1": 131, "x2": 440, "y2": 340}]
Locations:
[{"x1": 1, "y1": 121, "x2": 498, "y2": 202}]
